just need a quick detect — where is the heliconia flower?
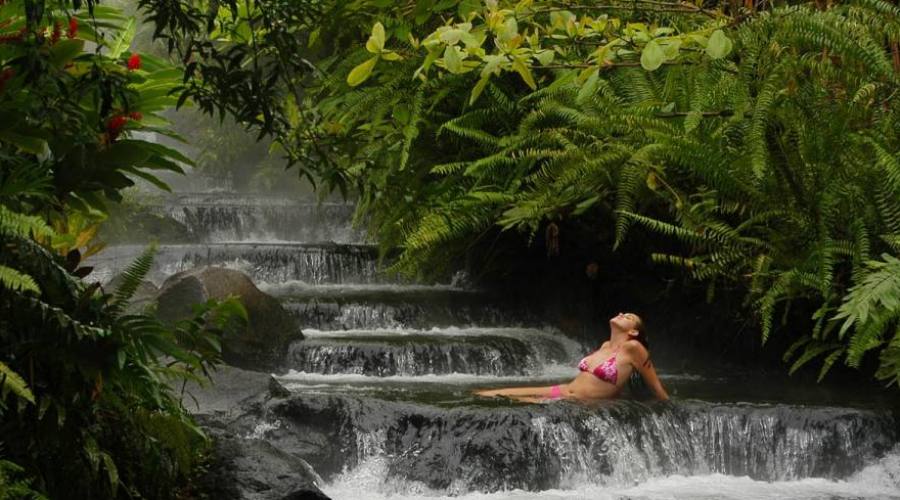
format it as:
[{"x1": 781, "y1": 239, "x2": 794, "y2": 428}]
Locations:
[
  {"x1": 127, "y1": 53, "x2": 141, "y2": 71},
  {"x1": 67, "y1": 17, "x2": 78, "y2": 39},
  {"x1": 106, "y1": 115, "x2": 129, "y2": 140},
  {"x1": 51, "y1": 21, "x2": 62, "y2": 45},
  {"x1": 0, "y1": 27, "x2": 26, "y2": 44}
]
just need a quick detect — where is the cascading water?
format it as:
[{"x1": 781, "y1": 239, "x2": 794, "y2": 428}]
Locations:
[{"x1": 92, "y1": 183, "x2": 900, "y2": 500}]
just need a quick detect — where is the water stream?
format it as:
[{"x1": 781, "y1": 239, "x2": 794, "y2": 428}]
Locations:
[{"x1": 93, "y1": 187, "x2": 900, "y2": 499}]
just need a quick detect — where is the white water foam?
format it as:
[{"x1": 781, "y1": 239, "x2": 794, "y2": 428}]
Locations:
[
  {"x1": 322, "y1": 448, "x2": 900, "y2": 500},
  {"x1": 258, "y1": 281, "x2": 472, "y2": 296},
  {"x1": 275, "y1": 367, "x2": 707, "y2": 388},
  {"x1": 276, "y1": 364, "x2": 577, "y2": 387},
  {"x1": 299, "y1": 327, "x2": 586, "y2": 357},
  {"x1": 244, "y1": 419, "x2": 282, "y2": 439}
]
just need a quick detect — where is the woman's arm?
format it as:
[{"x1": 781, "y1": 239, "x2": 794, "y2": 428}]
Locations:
[
  {"x1": 624, "y1": 342, "x2": 669, "y2": 401},
  {"x1": 637, "y1": 359, "x2": 669, "y2": 401}
]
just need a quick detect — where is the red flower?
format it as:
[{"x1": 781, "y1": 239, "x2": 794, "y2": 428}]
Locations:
[
  {"x1": 127, "y1": 53, "x2": 141, "y2": 71},
  {"x1": 0, "y1": 27, "x2": 26, "y2": 44},
  {"x1": 106, "y1": 115, "x2": 129, "y2": 140},
  {"x1": 128, "y1": 111, "x2": 143, "y2": 121},
  {"x1": 50, "y1": 21, "x2": 61, "y2": 45},
  {"x1": 67, "y1": 17, "x2": 77, "y2": 39}
]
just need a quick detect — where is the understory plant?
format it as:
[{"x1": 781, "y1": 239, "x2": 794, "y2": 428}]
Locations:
[{"x1": 0, "y1": 0, "x2": 247, "y2": 497}]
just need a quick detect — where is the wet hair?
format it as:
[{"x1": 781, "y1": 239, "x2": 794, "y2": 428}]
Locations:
[
  {"x1": 628, "y1": 313, "x2": 654, "y2": 399},
  {"x1": 631, "y1": 314, "x2": 650, "y2": 351}
]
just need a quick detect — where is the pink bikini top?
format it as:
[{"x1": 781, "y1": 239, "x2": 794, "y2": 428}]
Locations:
[{"x1": 578, "y1": 347, "x2": 620, "y2": 385}]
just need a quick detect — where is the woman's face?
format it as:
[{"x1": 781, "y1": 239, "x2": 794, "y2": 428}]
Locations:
[{"x1": 610, "y1": 312, "x2": 639, "y2": 332}]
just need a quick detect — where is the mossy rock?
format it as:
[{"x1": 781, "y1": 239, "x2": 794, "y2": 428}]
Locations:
[{"x1": 156, "y1": 267, "x2": 302, "y2": 371}]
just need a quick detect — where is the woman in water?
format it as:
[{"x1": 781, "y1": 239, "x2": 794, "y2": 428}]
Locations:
[{"x1": 474, "y1": 312, "x2": 669, "y2": 402}]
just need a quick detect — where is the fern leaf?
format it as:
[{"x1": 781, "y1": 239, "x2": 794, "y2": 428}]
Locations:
[
  {"x1": 0, "y1": 361, "x2": 35, "y2": 404},
  {"x1": 0, "y1": 205, "x2": 54, "y2": 239},
  {"x1": 0, "y1": 265, "x2": 40, "y2": 294},
  {"x1": 789, "y1": 341, "x2": 842, "y2": 375},
  {"x1": 109, "y1": 244, "x2": 157, "y2": 317}
]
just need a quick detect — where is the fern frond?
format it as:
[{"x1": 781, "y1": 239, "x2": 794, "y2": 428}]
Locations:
[
  {"x1": 788, "y1": 341, "x2": 843, "y2": 375},
  {"x1": 747, "y1": 76, "x2": 780, "y2": 180},
  {"x1": 109, "y1": 245, "x2": 157, "y2": 317},
  {"x1": 875, "y1": 324, "x2": 900, "y2": 386},
  {"x1": 833, "y1": 253, "x2": 900, "y2": 337},
  {"x1": 0, "y1": 205, "x2": 54, "y2": 240},
  {"x1": 881, "y1": 234, "x2": 900, "y2": 253},
  {"x1": 430, "y1": 161, "x2": 469, "y2": 175},
  {"x1": 0, "y1": 265, "x2": 40, "y2": 294},
  {"x1": 613, "y1": 160, "x2": 650, "y2": 249},
  {"x1": 0, "y1": 361, "x2": 35, "y2": 405}
]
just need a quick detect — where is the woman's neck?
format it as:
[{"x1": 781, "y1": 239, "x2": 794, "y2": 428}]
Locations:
[{"x1": 608, "y1": 329, "x2": 630, "y2": 348}]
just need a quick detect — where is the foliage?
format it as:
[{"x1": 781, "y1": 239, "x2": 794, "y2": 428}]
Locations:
[
  {"x1": 0, "y1": 0, "x2": 247, "y2": 498},
  {"x1": 130, "y1": 0, "x2": 900, "y2": 388},
  {"x1": 294, "y1": 0, "x2": 900, "y2": 385},
  {"x1": 0, "y1": 457, "x2": 45, "y2": 500}
]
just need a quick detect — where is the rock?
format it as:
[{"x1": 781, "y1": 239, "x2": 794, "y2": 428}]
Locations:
[
  {"x1": 200, "y1": 432, "x2": 331, "y2": 500},
  {"x1": 269, "y1": 376, "x2": 291, "y2": 398},
  {"x1": 156, "y1": 266, "x2": 302, "y2": 370},
  {"x1": 186, "y1": 366, "x2": 331, "y2": 500},
  {"x1": 183, "y1": 365, "x2": 274, "y2": 419}
]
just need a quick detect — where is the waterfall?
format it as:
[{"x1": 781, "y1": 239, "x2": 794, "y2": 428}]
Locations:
[
  {"x1": 90, "y1": 181, "x2": 900, "y2": 500},
  {"x1": 245, "y1": 394, "x2": 900, "y2": 497}
]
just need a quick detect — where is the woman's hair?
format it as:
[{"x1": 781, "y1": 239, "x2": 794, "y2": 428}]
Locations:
[{"x1": 631, "y1": 314, "x2": 650, "y2": 351}]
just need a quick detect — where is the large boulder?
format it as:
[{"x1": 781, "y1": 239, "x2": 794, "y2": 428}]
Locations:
[
  {"x1": 199, "y1": 433, "x2": 331, "y2": 500},
  {"x1": 186, "y1": 366, "x2": 330, "y2": 500},
  {"x1": 156, "y1": 267, "x2": 301, "y2": 370}
]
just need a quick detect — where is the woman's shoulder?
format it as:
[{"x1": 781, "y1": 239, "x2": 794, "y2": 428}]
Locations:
[{"x1": 622, "y1": 339, "x2": 649, "y2": 360}]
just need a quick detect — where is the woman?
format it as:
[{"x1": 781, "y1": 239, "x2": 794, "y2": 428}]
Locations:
[{"x1": 474, "y1": 312, "x2": 669, "y2": 402}]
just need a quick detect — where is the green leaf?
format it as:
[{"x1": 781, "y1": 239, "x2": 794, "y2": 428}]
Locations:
[
  {"x1": 640, "y1": 39, "x2": 665, "y2": 71},
  {"x1": 49, "y1": 39, "x2": 85, "y2": 68},
  {"x1": 662, "y1": 39, "x2": 681, "y2": 60},
  {"x1": 100, "y1": 452, "x2": 119, "y2": 495},
  {"x1": 108, "y1": 17, "x2": 136, "y2": 58},
  {"x1": 470, "y1": 75, "x2": 490, "y2": 105},
  {"x1": 0, "y1": 130, "x2": 48, "y2": 155},
  {"x1": 0, "y1": 265, "x2": 40, "y2": 294},
  {"x1": 512, "y1": 57, "x2": 537, "y2": 89},
  {"x1": 366, "y1": 22, "x2": 386, "y2": 53},
  {"x1": 705, "y1": 30, "x2": 733, "y2": 59},
  {"x1": 458, "y1": 0, "x2": 481, "y2": 18},
  {"x1": 577, "y1": 70, "x2": 600, "y2": 105},
  {"x1": 534, "y1": 50, "x2": 555, "y2": 66},
  {"x1": 123, "y1": 167, "x2": 172, "y2": 192},
  {"x1": 347, "y1": 56, "x2": 379, "y2": 86},
  {"x1": 443, "y1": 45, "x2": 464, "y2": 74},
  {"x1": 684, "y1": 110, "x2": 702, "y2": 132},
  {"x1": 0, "y1": 361, "x2": 35, "y2": 404},
  {"x1": 97, "y1": 140, "x2": 153, "y2": 166}
]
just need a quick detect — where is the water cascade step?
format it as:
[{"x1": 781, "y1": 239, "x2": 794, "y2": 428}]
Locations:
[
  {"x1": 94, "y1": 186, "x2": 900, "y2": 499},
  {"x1": 89, "y1": 242, "x2": 385, "y2": 285},
  {"x1": 242, "y1": 393, "x2": 900, "y2": 497},
  {"x1": 286, "y1": 327, "x2": 581, "y2": 376},
  {"x1": 276, "y1": 287, "x2": 535, "y2": 330},
  {"x1": 146, "y1": 194, "x2": 362, "y2": 243}
]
